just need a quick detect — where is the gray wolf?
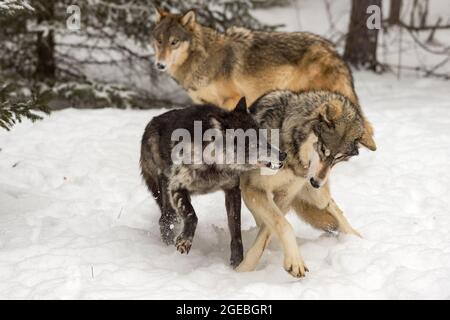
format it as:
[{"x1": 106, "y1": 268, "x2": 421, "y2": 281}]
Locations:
[
  {"x1": 150, "y1": 8, "x2": 377, "y2": 259},
  {"x1": 140, "y1": 98, "x2": 285, "y2": 267},
  {"x1": 150, "y1": 8, "x2": 372, "y2": 124},
  {"x1": 235, "y1": 90, "x2": 376, "y2": 277}
]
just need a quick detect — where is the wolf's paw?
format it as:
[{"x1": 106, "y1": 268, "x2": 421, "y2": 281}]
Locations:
[
  {"x1": 161, "y1": 231, "x2": 175, "y2": 245},
  {"x1": 235, "y1": 261, "x2": 255, "y2": 272},
  {"x1": 230, "y1": 247, "x2": 244, "y2": 269},
  {"x1": 348, "y1": 228, "x2": 363, "y2": 238},
  {"x1": 283, "y1": 256, "x2": 309, "y2": 278},
  {"x1": 175, "y1": 236, "x2": 192, "y2": 254},
  {"x1": 230, "y1": 255, "x2": 243, "y2": 269},
  {"x1": 338, "y1": 226, "x2": 363, "y2": 238},
  {"x1": 160, "y1": 222, "x2": 177, "y2": 245},
  {"x1": 162, "y1": 236, "x2": 175, "y2": 246}
]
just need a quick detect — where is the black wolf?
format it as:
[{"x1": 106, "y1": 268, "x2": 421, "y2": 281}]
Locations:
[{"x1": 140, "y1": 98, "x2": 285, "y2": 267}]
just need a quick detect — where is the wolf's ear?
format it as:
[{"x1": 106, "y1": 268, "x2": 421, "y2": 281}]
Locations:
[
  {"x1": 181, "y1": 10, "x2": 196, "y2": 29},
  {"x1": 234, "y1": 97, "x2": 248, "y2": 114},
  {"x1": 154, "y1": 6, "x2": 168, "y2": 23},
  {"x1": 319, "y1": 100, "x2": 342, "y2": 126},
  {"x1": 359, "y1": 120, "x2": 377, "y2": 151}
]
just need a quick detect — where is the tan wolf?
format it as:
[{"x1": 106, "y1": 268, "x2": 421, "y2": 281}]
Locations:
[
  {"x1": 150, "y1": 8, "x2": 377, "y2": 276},
  {"x1": 236, "y1": 90, "x2": 375, "y2": 277}
]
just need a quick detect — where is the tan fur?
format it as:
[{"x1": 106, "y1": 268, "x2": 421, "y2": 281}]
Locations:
[
  {"x1": 188, "y1": 78, "x2": 242, "y2": 110},
  {"x1": 237, "y1": 169, "x2": 361, "y2": 276},
  {"x1": 168, "y1": 42, "x2": 190, "y2": 73},
  {"x1": 292, "y1": 199, "x2": 339, "y2": 232},
  {"x1": 237, "y1": 169, "x2": 309, "y2": 277}
]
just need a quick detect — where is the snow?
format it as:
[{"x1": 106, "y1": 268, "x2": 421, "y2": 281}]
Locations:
[
  {"x1": 1, "y1": 0, "x2": 450, "y2": 300},
  {"x1": 1, "y1": 72, "x2": 450, "y2": 299},
  {"x1": 254, "y1": 0, "x2": 450, "y2": 75}
]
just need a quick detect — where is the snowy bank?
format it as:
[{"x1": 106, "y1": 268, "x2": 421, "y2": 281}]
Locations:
[{"x1": 1, "y1": 72, "x2": 450, "y2": 299}]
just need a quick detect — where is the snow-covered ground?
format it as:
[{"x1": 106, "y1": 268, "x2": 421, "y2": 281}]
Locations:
[{"x1": 1, "y1": 72, "x2": 450, "y2": 299}]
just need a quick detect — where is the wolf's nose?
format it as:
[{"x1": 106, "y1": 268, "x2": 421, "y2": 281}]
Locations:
[
  {"x1": 310, "y1": 178, "x2": 320, "y2": 189},
  {"x1": 279, "y1": 151, "x2": 287, "y2": 162},
  {"x1": 156, "y1": 62, "x2": 167, "y2": 71}
]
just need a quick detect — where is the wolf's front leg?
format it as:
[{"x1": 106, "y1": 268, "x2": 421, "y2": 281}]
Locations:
[
  {"x1": 241, "y1": 185, "x2": 307, "y2": 278},
  {"x1": 224, "y1": 186, "x2": 243, "y2": 268},
  {"x1": 170, "y1": 188, "x2": 198, "y2": 254},
  {"x1": 236, "y1": 224, "x2": 271, "y2": 272}
]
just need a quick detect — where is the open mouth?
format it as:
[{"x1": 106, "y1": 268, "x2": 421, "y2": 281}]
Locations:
[
  {"x1": 268, "y1": 162, "x2": 283, "y2": 170},
  {"x1": 258, "y1": 161, "x2": 284, "y2": 170}
]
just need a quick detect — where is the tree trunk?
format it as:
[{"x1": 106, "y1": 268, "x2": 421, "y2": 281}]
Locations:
[
  {"x1": 35, "y1": 0, "x2": 55, "y2": 80},
  {"x1": 344, "y1": 0, "x2": 382, "y2": 71},
  {"x1": 388, "y1": 0, "x2": 402, "y2": 25}
]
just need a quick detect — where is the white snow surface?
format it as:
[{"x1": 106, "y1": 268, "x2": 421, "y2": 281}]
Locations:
[{"x1": 1, "y1": 72, "x2": 450, "y2": 299}]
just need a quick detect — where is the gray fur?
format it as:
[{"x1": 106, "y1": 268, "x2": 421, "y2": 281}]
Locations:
[{"x1": 250, "y1": 90, "x2": 365, "y2": 178}]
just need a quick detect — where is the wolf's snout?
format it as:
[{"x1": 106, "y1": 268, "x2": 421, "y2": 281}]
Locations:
[
  {"x1": 279, "y1": 151, "x2": 287, "y2": 162},
  {"x1": 155, "y1": 61, "x2": 167, "y2": 71},
  {"x1": 309, "y1": 177, "x2": 320, "y2": 189}
]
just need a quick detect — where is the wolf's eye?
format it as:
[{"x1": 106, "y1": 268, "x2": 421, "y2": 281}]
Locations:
[
  {"x1": 156, "y1": 39, "x2": 162, "y2": 45},
  {"x1": 170, "y1": 39, "x2": 179, "y2": 46}
]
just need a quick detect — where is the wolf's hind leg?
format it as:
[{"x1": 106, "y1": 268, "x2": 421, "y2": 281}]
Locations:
[
  {"x1": 170, "y1": 188, "x2": 198, "y2": 254},
  {"x1": 158, "y1": 176, "x2": 177, "y2": 245},
  {"x1": 326, "y1": 199, "x2": 362, "y2": 237},
  {"x1": 224, "y1": 186, "x2": 243, "y2": 268},
  {"x1": 292, "y1": 197, "x2": 340, "y2": 233},
  {"x1": 295, "y1": 182, "x2": 361, "y2": 237}
]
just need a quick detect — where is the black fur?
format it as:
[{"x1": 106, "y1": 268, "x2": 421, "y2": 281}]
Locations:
[{"x1": 140, "y1": 99, "x2": 283, "y2": 267}]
